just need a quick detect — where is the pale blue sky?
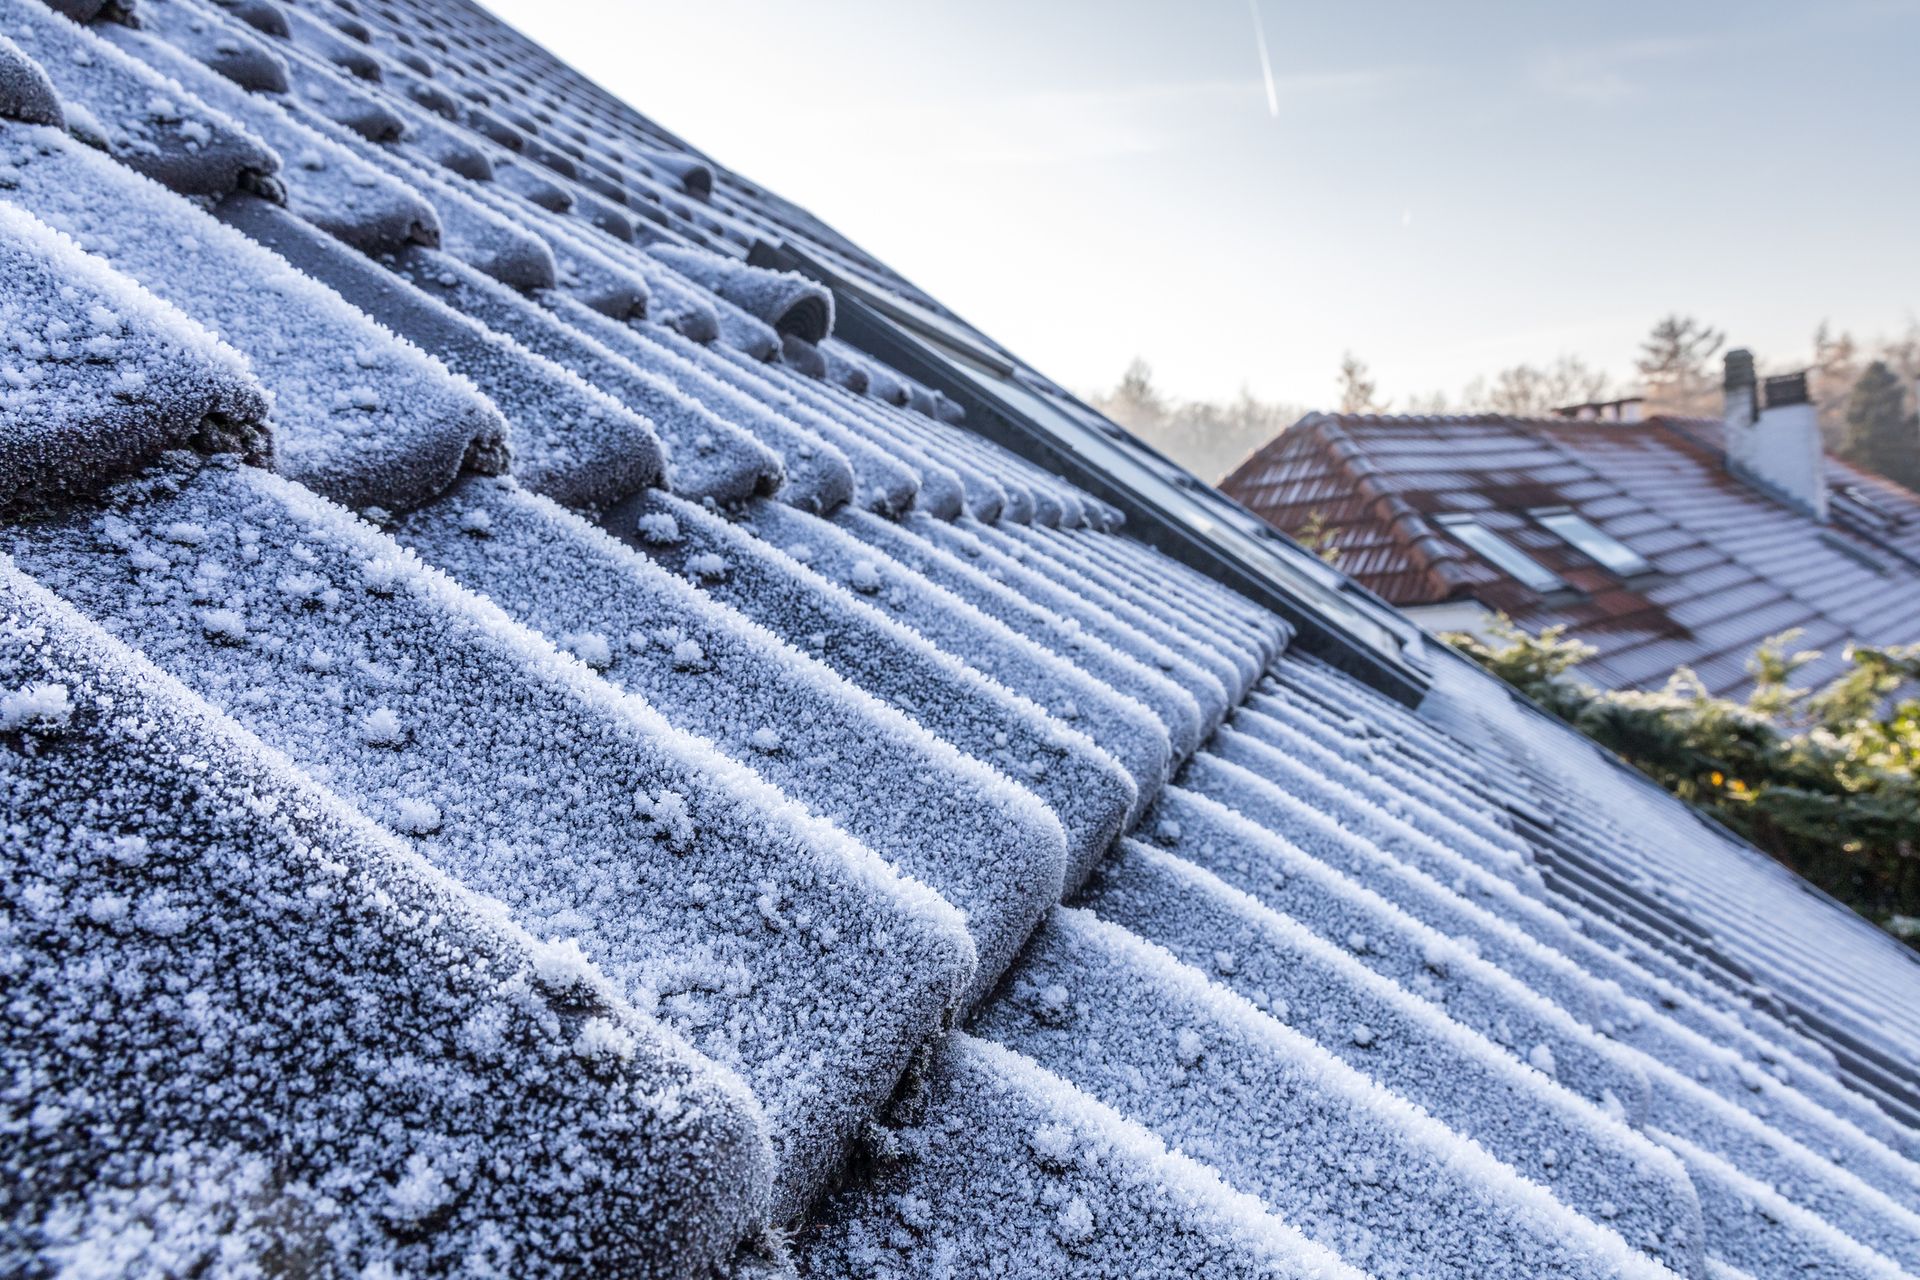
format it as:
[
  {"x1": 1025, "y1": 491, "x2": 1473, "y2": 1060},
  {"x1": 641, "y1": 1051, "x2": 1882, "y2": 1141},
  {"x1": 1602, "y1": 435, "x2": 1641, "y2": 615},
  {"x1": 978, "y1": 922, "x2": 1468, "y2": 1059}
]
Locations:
[{"x1": 483, "y1": 0, "x2": 1920, "y2": 408}]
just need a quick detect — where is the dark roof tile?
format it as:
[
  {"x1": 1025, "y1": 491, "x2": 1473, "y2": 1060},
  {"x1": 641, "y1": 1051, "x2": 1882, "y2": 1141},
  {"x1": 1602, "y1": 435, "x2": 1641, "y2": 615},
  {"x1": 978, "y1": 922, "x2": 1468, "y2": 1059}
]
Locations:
[{"x1": 1, "y1": 125, "x2": 502, "y2": 510}]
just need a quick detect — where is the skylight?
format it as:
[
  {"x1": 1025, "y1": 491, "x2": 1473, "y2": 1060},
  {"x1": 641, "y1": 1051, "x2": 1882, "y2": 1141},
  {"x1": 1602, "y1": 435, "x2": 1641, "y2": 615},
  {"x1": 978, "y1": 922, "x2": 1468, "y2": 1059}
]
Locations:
[
  {"x1": 1433, "y1": 513, "x2": 1564, "y2": 591},
  {"x1": 1530, "y1": 508, "x2": 1651, "y2": 576}
]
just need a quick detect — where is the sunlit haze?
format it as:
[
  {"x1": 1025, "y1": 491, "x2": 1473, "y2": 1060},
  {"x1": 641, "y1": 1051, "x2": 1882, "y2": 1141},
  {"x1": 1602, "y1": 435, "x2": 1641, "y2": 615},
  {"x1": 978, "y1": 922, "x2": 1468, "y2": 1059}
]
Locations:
[{"x1": 480, "y1": 0, "x2": 1920, "y2": 408}]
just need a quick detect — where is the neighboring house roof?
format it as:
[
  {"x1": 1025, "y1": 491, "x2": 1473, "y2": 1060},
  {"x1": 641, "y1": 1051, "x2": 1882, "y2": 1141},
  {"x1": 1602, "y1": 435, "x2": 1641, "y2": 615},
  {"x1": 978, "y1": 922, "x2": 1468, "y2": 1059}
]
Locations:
[
  {"x1": 1223, "y1": 411, "x2": 1920, "y2": 695},
  {"x1": 3, "y1": 3, "x2": 1920, "y2": 1278}
]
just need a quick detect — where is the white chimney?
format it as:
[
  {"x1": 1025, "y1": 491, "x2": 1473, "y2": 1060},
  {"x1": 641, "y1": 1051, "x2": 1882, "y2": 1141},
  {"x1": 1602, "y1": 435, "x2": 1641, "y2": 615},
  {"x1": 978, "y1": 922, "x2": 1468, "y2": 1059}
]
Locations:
[{"x1": 1723, "y1": 350, "x2": 1827, "y2": 520}]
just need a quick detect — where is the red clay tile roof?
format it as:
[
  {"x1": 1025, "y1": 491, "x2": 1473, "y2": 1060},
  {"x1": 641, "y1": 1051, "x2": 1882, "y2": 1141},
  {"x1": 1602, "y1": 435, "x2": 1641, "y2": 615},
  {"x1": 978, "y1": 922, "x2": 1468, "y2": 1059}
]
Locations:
[{"x1": 1222, "y1": 412, "x2": 1920, "y2": 695}]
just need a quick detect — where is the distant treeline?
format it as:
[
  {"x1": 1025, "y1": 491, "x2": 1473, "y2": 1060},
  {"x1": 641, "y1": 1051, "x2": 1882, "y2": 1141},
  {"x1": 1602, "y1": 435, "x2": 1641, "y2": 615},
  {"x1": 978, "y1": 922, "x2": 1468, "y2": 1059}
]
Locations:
[{"x1": 1091, "y1": 315, "x2": 1920, "y2": 489}]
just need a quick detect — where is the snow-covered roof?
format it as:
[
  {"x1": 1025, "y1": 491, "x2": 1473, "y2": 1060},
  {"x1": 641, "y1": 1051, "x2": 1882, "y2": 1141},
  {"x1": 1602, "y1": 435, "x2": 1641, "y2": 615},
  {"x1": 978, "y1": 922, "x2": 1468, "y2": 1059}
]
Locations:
[{"x1": 3, "y1": 1, "x2": 1918, "y2": 1276}]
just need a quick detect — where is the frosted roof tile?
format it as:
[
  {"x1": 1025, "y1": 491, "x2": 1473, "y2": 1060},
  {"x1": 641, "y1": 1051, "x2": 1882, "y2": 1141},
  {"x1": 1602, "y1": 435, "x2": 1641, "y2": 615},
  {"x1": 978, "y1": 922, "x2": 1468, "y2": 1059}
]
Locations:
[
  {"x1": 217, "y1": 206, "x2": 664, "y2": 508},
  {"x1": 979, "y1": 907, "x2": 1689, "y2": 1279},
  {"x1": 0, "y1": 122, "x2": 504, "y2": 511},
  {"x1": 747, "y1": 499, "x2": 1172, "y2": 839},
  {"x1": 562, "y1": 312, "x2": 856, "y2": 511},
  {"x1": 120, "y1": 0, "x2": 292, "y2": 94},
  {"x1": 1080, "y1": 839, "x2": 1704, "y2": 1260},
  {"x1": 388, "y1": 246, "x2": 783, "y2": 504},
  {"x1": 838, "y1": 507, "x2": 1207, "y2": 760},
  {"x1": 914, "y1": 512, "x2": 1232, "y2": 729},
  {"x1": 7, "y1": 0, "x2": 1918, "y2": 1269},
  {"x1": 0, "y1": 557, "x2": 776, "y2": 1277},
  {"x1": 393, "y1": 477, "x2": 1068, "y2": 1004},
  {"x1": 0, "y1": 201, "x2": 268, "y2": 514},
  {"x1": 3, "y1": 458, "x2": 974, "y2": 1217},
  {"x1": 797, "y1": 1034, "x2": 1367, "y2": 1279},
  {"x1": 610, "y1": 490, "x2": 1137, "y2": 880},
  {"x1": 650, "y1": 244, "x2": 833, "y2": 344},
  {"x1": 0, "y1": 31, "x2": 62, "y2": 124},
  {"x1": 98, "y1": 19, "x2": 439, "y2": 254},
  {"x1": 0, "y1": 0, "x2": 278, "y2": 195}
]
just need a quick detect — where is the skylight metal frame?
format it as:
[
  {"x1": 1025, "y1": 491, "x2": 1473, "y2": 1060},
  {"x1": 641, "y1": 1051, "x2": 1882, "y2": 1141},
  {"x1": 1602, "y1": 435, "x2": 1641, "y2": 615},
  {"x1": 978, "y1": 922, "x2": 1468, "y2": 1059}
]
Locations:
[
  {"x1": 1527, "y1": 506, "x2": 1653, "y2": 577},
  {"x1": 1432, "y1": 513, "x2": 1566, "y2": 592},
  {"x1": 750, "y1": 240, "x2": 1433, "y2": 706}
]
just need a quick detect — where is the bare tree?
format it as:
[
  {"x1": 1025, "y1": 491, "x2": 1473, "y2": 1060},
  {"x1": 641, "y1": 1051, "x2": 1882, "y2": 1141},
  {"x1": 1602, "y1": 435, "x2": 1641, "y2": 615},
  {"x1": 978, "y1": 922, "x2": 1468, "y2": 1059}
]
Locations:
[
  {"x1": 1102, "y1": 357, "x2": 1169, "y2": 436},
  {"x1": 1087, "y1": 362, "x2": 1304, "y2": 482},
  {"x1": 1879, "y1": 320, "x2": 1920, "y2": 384},
  {"x1": 1455, "y1": 356, "x2": 1614, "y2": 415},
  {"x1": 1095, "y1": 314, "x2": 1920, "y2": 487}
]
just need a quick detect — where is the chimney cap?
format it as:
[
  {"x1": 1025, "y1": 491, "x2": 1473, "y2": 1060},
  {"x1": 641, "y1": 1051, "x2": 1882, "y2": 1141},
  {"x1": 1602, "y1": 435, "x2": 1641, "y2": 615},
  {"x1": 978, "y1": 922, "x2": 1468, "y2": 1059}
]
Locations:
[
  {"x1": 1763, "y1": 371, "x2": 1810, "y2": 408},
  {"x1": 1724, "y1": 348, "x2": 1756, "y2": 389}
]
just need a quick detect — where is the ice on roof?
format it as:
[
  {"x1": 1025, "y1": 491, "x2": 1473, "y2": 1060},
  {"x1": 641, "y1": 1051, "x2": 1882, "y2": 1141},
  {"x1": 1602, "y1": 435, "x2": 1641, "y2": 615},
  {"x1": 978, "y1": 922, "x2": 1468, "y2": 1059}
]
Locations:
[{"x1": 0, "y1": 119, "x2": 505, "y2": 511}]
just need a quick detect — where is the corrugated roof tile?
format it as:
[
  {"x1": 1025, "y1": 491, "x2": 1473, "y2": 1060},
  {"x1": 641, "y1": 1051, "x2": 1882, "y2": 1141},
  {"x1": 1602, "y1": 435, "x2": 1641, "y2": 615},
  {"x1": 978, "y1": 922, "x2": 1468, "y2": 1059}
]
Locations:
[{"x1": 4, "y1": 3, "x2": 1917, "y2": 1275}]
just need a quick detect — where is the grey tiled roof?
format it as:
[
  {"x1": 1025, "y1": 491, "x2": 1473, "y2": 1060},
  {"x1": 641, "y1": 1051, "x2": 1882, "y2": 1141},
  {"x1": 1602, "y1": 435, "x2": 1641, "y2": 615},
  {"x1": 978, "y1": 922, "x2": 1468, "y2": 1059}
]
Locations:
[{"x1": 3, "y1": 2, "x2": 1919, "y2": 1277}]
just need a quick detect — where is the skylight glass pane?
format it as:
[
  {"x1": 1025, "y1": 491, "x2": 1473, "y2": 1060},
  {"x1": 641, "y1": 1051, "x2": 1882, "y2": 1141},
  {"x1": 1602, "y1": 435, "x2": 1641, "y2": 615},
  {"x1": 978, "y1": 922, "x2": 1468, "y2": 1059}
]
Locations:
[
  {"x1": 1434, "y1": 514, "x2": 1564, "y2": 591},
  {"x1": 1532, "y1": 510, "x2": 1650, "y2": 575}
]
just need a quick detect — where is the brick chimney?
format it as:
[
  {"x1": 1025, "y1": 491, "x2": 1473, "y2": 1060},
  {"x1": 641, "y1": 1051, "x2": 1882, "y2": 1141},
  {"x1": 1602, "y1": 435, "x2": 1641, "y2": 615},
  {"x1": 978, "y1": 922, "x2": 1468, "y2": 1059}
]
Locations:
[{"x1": 1723, "y1": 350, "x2": 1827, "y2": 519}]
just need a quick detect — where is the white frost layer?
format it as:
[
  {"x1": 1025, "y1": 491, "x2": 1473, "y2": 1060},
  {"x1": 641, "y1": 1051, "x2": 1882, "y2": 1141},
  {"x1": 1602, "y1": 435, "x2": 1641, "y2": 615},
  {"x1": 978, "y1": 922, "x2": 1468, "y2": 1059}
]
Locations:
[
  {"x1": 1207, "y1": 717, "x2": 1851, "y2": 1096},
  {"x1": 0, "y1": 120, "x2": 503, "y2": 511},
  {"x1": 978, "y1": 908, "x2": 1684, "y2": 1280},
  {"x1": 1077, "y1": 838, "x2": 1705, "y2": 1264},
  {"x1": 975, "y1": 518, "x2": 1244, "y2": 706},
  {"x1": 917, "y1": 513, "x2": 1231, "y2": 733},
  {"x1": 385, "y1": 247, "x2": 783, "y2": 504},
  {"x1": 1156, "y1": 774, "x2": 1920, "y2": 1235},
  {"x1": 1653, "y1": 1129, "x2": 1908, "y2": 1280},
  {"x1": 3, "y1": 458, "x2": 974, "y2": 1218},
  {"x1": 841, "y1": 507, "x2": 1206, "y2": 765},
  {"x1": 1178, "y1": 747, "x2": 1920, "y2": 1206},
  {"x1": 797, "y1": 1033, "x2": 1368, "y2": 1280},
  {"x1": 1148, "y1": 782, "x2": 1657, "y2": 1113},
  {"x1": 0, "y1": 0, "x2": 276, "y2": 197},
  {"x1": 394, "y1": 476, "x2": 1067, "y2": 1004},
  {"x1": 0, "y1": 200, "x2": 266, "y2": 508},
  {"x1": 610, "y1": 489, "x2": 1137, "y2": 881},
  {"x1": 0, "y1": 555, "x2": 773, "y2": 1278},
  {"x1": 747, "y1": 499, "x2": 1172, "y2": 838},
  {"x1": 1015, "y1": 522, "x2": 1266, "y2": 695}
]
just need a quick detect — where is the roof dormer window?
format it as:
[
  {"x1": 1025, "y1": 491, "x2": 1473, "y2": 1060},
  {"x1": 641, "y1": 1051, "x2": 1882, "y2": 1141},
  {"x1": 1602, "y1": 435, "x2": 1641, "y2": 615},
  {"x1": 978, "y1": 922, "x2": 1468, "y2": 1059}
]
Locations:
[{"x1": 1529, "y1": 507, "x2": 1651, "y2": 576}]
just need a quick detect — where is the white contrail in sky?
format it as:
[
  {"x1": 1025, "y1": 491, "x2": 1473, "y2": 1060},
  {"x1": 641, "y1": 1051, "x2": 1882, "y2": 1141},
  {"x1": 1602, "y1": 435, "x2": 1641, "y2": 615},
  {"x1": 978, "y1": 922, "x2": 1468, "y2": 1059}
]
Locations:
[{"x1": 1248, "y1": 0, "x2": 1279, "y2": 117}]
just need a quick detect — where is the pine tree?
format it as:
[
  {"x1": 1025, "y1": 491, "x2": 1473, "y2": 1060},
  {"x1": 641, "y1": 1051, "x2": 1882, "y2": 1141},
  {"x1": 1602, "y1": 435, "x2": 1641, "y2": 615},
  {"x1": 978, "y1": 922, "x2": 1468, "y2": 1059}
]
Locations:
[
  {"x1": 1635, "y1": 314, "x2": 1724, "y2": 416},
  {"x1": 1812, "y1": 321, "x2": 1860, "y2": 447},
  {"x1": 1840, "y1": 361, "x2": 1920, "y2": 490},
  {"x1": 1104, "y1": 357, "x2": 1167, "y2": 434},
  {"x1": 1337, "y1": 352, "x2": 1385, "y2": 414}
]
